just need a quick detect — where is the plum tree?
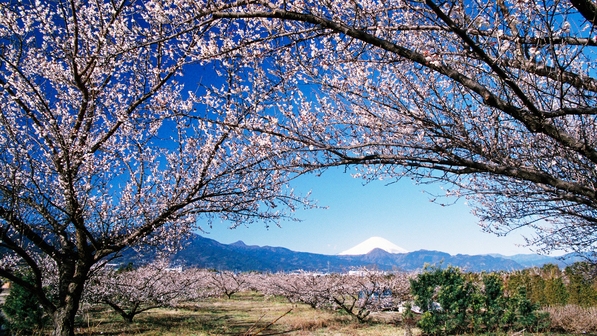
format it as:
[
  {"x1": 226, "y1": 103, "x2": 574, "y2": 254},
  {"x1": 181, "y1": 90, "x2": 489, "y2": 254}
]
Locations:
[{"x1": 0, "y1": 1, "x2": 311, "y2": 334}]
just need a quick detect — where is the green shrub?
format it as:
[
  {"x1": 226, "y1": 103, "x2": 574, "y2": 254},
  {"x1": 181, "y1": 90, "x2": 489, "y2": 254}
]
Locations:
[
  {"x1": 2, "y1": 273, "x2": 47, "y2": 334},
  {"x1": 410, "y1": 266, "x2": 548, "y2": 335},
  {"x1": 410, "y1": 266, "x2": 476, "y2": 335}
]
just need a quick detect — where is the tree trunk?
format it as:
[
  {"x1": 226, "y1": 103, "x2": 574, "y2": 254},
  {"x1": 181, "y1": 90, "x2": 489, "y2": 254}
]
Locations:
[
  {"x1": 51, "y1": 262, "x2": 89, "y2": 336},
  {"x1": 52, "y1": 304, "x2": 78, "y2": 336},
  {"x1": 123, "y1": 313, "x2": 134, "y2": 324}
]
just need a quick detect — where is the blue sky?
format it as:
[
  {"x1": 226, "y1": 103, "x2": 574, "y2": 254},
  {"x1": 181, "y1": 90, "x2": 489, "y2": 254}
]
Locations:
[{"x1": 202, "y1": 167, "x2": 550, "y2": 257}]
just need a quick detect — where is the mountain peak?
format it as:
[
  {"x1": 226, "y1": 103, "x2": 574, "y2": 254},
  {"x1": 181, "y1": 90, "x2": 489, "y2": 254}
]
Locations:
[{"x1": 339, "y1": 236, "x2": 408, "y2": 255}]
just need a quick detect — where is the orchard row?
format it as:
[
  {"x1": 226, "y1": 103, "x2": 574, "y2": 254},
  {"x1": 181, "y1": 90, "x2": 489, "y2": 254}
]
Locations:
[{"x1": 4, "y1": 260, "x2": 597, "y2": 334}]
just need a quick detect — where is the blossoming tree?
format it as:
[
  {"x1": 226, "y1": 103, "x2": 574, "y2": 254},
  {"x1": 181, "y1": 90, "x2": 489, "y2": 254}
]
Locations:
[
  {"x1": 83, "y1": 260, "x2": 204, "y2": 323},
  {"x1": 258, "y1": 270, "x2": 412, "y2": 321},
  {"x1": 204, "y1": 269, "x2": 250, "y2": 299},
  {"x1": 213, "y1": 0, "x2": 597, "y2": 259},
  {"x1": 0, "y1": 1, "x2": 311, "y2": 335}
]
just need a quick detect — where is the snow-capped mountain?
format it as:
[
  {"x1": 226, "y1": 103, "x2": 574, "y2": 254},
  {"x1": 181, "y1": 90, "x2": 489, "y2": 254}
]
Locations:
[{"x1": 339, "y1": 236, "x2": 408, "y2": 255}]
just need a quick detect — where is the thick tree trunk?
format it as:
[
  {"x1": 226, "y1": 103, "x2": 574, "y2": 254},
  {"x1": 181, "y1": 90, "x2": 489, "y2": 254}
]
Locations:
[
  {"x1": 123, "y1": 313, "x2": 134, "y2": 324},
  {"x1": 51, "y1": 262, "x2": 89, "y2": 336},
  {"x1": 52, "y1": 304, "x2": 78, "y2": 336}
]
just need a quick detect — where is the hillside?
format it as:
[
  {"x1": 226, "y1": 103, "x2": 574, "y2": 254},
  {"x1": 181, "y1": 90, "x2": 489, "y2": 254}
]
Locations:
[
  {"x1": 111, "y1": 235, "x2": 542, "y2": 272},
  {"x1": 114, "y1": 234, "x2": 585, "y2": 272}
]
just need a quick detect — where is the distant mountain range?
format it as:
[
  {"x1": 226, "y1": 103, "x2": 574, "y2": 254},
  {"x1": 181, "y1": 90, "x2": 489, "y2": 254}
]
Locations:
[
  {"x1": 487, "y1": 253, "x2": 578, "y2": 269},
  {"x1": 118, "y1": 235, "x2": 582, "y2": 273}
]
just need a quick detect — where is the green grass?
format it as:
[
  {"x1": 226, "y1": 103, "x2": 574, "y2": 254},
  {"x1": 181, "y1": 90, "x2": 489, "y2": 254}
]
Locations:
[{"x1": 73, "y1": 291, "x2": 414, "y2": 335}]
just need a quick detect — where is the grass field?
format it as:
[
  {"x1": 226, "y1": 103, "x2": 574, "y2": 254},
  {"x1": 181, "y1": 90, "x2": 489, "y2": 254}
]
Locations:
[{"x1": 74, "y1": 292, "x2": 415, "y2": 336}]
